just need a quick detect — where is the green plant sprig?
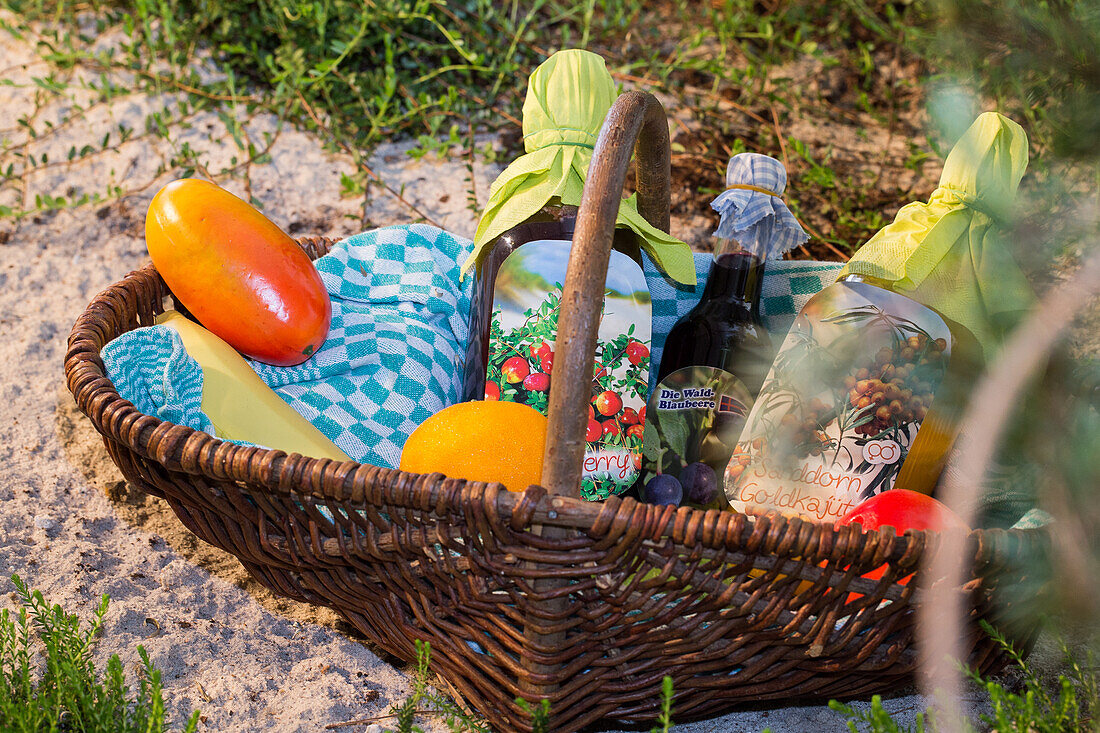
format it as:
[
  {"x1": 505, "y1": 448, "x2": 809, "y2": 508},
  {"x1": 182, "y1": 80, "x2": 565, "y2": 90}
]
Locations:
[{"x1": 0, "y1": 574, "x2": 200, "y2": 732}]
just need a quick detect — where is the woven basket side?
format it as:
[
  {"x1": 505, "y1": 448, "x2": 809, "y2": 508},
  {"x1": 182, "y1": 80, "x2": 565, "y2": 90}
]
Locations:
[{"x1": 64, "y1": 234, "x2": 1052, "y2": 733}]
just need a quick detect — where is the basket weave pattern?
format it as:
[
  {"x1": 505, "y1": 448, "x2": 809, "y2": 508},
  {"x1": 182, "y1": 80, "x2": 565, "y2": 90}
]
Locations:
[{"x1": 65, "y1": 235, "x2": 1049, "y2": 732}]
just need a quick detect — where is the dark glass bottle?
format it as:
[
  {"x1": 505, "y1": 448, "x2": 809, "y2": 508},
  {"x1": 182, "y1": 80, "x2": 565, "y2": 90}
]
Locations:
[
  {"x1": 639, "y1": 239, "x2": 773, "y2": 511},
  {"x1": 638, "y1": 151, "x2": 807, "y2": 511},
  {"x1": 656, "y1": 246, "x2": 771, "y2": 391}
]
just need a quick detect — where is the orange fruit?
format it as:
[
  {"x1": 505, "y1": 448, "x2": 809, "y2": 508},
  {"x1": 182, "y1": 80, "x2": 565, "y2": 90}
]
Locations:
[{"x1": 399, "y1": 401, "x2": 548, "y2": 491}]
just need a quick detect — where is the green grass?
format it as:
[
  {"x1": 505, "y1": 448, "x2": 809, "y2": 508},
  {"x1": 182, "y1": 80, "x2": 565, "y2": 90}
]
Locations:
[
  {"x1": 3, "y1": 0, "x2": 1095, "y2": 257},
  {"x1": 3, "y1": 0, "x2": 1097, "y2": 239},
  {"x1": 831, "y1": 622, "x2": 1099, "y2": 732},
  {"x1": 0, "y1": 574, "x2": 199, "y2": 732},
  {"x1": 0, "y1": 0, "x2": 951, "y2": 254}
]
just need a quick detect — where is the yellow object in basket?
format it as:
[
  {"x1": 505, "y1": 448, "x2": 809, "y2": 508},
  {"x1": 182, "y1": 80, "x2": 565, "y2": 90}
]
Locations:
[
  {"x1": 155, "y1": 310, "x2": 350, "y2": 462},
  {"x1": 399, "y1": 401, "x2": 548, "y2": 491}
]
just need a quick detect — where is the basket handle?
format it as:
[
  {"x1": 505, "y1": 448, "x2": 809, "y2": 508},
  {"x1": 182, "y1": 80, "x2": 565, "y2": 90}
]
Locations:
[{"x1": 539, "y1": 91, "x2": 671, "y2": 499}]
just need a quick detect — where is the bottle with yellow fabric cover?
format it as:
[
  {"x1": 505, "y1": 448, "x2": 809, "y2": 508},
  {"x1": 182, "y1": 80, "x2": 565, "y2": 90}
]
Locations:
[
  {"x1": 724, "y1": 112, "x2": 1032, "y2": 522},
  {"x1": 460, "y1": 49, "x2": 695, "y2": 501},
  {"x1": 156, "y1": 310, "x2": 350, "y2": 461}
]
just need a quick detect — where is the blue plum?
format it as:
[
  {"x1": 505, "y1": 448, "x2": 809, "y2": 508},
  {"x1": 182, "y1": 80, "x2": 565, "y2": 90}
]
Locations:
[{"x1": 645, "y1": 474, "x2": 683, "y2": 506}]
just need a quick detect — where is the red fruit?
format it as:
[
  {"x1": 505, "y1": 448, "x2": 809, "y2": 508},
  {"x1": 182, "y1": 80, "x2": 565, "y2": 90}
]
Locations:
[
  {"x1": 523, "y1": 372, "x2": 550, "y2": 392},
  {"x1": 638, "y1": 405, "x2": 646, "y2": 423},
  {"x1": 541, "y1": 352, "x2": 554, "y2": 374},
  {"x1": 529, "y1": 341, "x2": 551, "y2": 360},
  {"x1": 588, "y1": 404, "x2": 595, "y2": 421},
  {"x1": 146, "y1": 179, "x2": 330, "y2": 366},
  {"x1": 593, "y1": 362, "x2": 608, "y2": 379},
  {"x1": 585, "y1": 419, "x2": 602, "y2": 442},
  {"x1": 602, "y1": 421, "x2": 621, "y2": 438},
  {"x1": 632, "y1": 452, "x2": 641, "y2": 470},
  {"x1": 626, "y1": 424, "x2": 644, "y2": 439},
  {"x1": 626, "y1": 340, "x2": 650, "y2": 365},
  {"x1": 838, "y1": 490, "x2": 968, "y2": 535},
  {"x1": 502, "y1": 356, "x2": 530, "y2": 384},
  {"x1": 594, "y1": 390, "x2": 622, "y2": 417},
  {"x1": 621, "y1": 407, "x2": 639, "y2": 425},
  {"x1": 484, "y1": 381, "x2": 500, "y2": 401},
  {"x1": 835, "y1": 490, "x2": 969, "y2": 603}
]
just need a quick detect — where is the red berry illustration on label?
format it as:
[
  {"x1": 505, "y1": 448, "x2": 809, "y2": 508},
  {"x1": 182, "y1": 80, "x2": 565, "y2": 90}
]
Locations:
[
  {"x1": 586, "y1": 420, "x2": 602, "y2": 442},
  {"x1": 523, "y1": 372, "x2": 550, "y2": 392},
  {"x1": 501, "y1": 356, "x2": 530, "y2": 384},
  {"x1": 626, "y1": 340, "x2": 650, "y2": 365},
  {"x1": 486, "y1": 248, "x2": 651, "y2": 502},
  {"x1": 484, "y1": 381, "x2": 500, "y2": 401},
  {"x1": 595, "y1": 390, "x2": 622, "y2": 417}
]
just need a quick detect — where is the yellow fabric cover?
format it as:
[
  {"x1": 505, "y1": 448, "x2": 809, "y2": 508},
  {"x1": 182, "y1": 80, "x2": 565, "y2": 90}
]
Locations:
[
  {"x1": 156, "y1": 311, "x2": 351, "y2": 461},
  {"x1": 839, "y1": 112, "x2": 1032, "y2": 353},
  {"x1": 463, "y1": 49, "x2": 695, "y2": 284}
]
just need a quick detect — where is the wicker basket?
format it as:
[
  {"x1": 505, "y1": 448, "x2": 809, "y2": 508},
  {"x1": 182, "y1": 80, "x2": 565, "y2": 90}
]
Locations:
[{"x1": 64, "y1": 92, "x2": 1050, "y2": 733}]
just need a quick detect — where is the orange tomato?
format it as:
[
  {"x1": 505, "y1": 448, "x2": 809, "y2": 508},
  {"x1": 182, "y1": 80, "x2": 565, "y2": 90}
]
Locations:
[{"x1": 145, "y1": 179, "x2": 330, "y2": 366}]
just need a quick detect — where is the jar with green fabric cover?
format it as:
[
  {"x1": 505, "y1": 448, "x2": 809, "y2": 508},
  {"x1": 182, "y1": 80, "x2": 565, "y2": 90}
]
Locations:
[
  {"x1": 725, "y1": 113, "x2": 1032, "y2": 522},
  {"x1": 460, "y1": 49, "x2": 695, "y2": 501}
]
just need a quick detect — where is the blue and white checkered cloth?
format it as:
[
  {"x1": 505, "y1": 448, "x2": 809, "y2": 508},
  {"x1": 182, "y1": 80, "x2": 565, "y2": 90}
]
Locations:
[
  {"x1": 244, "y1": 225, "x2": 474, "y2": 468},
  {"x1": 103, "y1": 224, "x2": 474, "y2": 470},
  {"x1": 100, "y1": 325, "x2": 224, "y2": 441},
  {"x1": 711, "y1": 153, "x2": 807, "y2": 258}
]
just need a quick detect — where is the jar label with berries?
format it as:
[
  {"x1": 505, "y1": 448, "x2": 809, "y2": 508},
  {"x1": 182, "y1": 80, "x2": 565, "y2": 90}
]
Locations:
[
  {"x1": 725, "y1": 281, "x2": 952, "y2": 522},
  {"x1": 485, "y1": 240, "x2": 651, "y2": 500},
  {"x1": 640, "y1": 366, "x2": 751, "y2": 510}
]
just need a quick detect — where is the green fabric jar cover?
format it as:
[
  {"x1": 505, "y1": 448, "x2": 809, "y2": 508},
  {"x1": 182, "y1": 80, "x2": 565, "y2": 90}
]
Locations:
[
  {"x1": 462, "y1": 49, "x2": 696, "y2": 285},
  {"x1": 839, "y1": 112, "x2": 1033, "y2": 354}
]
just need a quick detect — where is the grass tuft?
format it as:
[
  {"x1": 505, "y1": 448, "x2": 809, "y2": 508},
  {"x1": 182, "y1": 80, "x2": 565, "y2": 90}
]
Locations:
[{"x1": 0, "y1": 574, "x2": 199, "y2": 732}]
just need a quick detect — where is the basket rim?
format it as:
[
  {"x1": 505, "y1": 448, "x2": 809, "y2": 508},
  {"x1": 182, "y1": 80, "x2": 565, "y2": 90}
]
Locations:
[{"x1": 63, "y1": 235, "x2": 1048, "y2": 568}]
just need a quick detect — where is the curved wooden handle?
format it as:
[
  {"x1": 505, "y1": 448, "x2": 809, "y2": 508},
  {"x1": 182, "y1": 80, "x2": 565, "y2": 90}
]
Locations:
[{"x1": 539, "y1": 91, "x2": 672, "y2": 499}]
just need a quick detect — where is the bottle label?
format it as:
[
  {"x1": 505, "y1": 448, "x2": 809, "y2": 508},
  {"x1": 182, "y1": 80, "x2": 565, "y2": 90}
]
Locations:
[
  {"x1": 641, "y1": 366, "x2": 751, "y2": 509},
  {"x1": 725, "y1": 281, "x2": 951, "y2": 521},
  {"x1": 486, "y1": 239, "x2": 651, "y2": 500}
]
